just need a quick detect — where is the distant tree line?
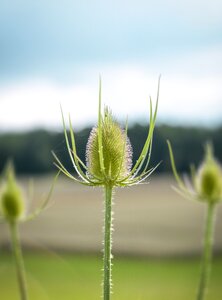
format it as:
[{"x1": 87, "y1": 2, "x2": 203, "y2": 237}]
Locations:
[{"x1": 0, "y1": 124, "x2": 221, "y2": 175}]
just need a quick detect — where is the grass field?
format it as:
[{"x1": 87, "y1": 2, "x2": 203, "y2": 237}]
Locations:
[{"x1": 0, "y1": 253, "x2": 222, "y2": 300}]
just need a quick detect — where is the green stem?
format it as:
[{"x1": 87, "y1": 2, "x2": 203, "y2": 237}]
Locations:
[
  {"x1": 103, "y1": 185, "x2": 113, "y2": 300},
  {"x1": 9, "y1": 221, "x2": 29, "y2": 300},
  {"x1": 196, "y1": 202, "x2": 216, "y2": 300}
]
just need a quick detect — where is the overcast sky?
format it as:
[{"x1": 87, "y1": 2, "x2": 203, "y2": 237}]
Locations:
[{"x1": 0, "y1": 0, "x2": 222, "y2": 131}]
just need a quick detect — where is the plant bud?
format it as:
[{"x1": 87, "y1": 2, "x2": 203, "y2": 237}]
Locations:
[
  {"x1": 1, "y1": 164, "x2": 25, "y2": 222},
  {"x1": 86, "y1": 107, "x2": 132, "y2": 184},
  {"x1": 195, "y1": 143, "x2": 222, "y2": 203}
]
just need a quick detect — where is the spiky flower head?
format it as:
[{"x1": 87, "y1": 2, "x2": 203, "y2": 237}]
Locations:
[
  {"x1": 53, "y1": 78, "x2": 160, "y2": 187},
  {"x1": 167, "y1": 141, "x2": 222, "y2": 203},
  {"x1": 195, "y1": 143, "x2": 222, "y2": 203},
  {"x1": 0, "y1": 162, "x2": 59, "y2": 224},
  {"x1": 86, "y1": 107, "x2": 132, "y2": 185},
  {"x1": 1, "y1": 163, "x2": 25, "y2": 222}
]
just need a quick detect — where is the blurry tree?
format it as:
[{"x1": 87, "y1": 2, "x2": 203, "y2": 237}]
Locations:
[{"x1": 0, "y1": 125, "x2": 221, "y2": 174}]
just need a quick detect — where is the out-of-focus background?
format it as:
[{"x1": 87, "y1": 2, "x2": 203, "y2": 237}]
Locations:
[{"x1": 0, "y1": 1, "x2": 222, "y2": 299}]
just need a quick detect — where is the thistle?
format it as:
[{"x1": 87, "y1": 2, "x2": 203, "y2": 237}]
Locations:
[
  {"x1": 0, "y1": 162, "x2": 59, "y2": 300},
  {"x1": 53, "y1": 78, "x2": 160, "y2": 300},
  {"x1": 167, "y1": 141, "x2": 222, "y2": 300}
]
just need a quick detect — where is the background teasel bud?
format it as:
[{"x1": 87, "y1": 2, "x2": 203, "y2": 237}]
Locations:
[
  {"x1": 195, "y1": 143, "x2": 222, "y2": 203},
  {"x1": 167, "y1": 140, "x2": 222, "y2": 203},
  {"x1": 86, "y1": 107, "x2": 132, "y2": 183},
  {"x1": 0, "y1": 161, "x2": 59, "y2": 224},
  {"x1": 167, "y1": 140, "x2": 222, "y2": 300},
  {"x1": 0, "y1": 162, "x2": 59, "y2": 300},
  {"x1": 1, "y1": 163, "x2": 25, "y2": 222}
]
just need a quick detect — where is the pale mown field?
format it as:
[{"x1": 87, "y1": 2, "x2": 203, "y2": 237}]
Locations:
[{"x1": 1, "y1": 175, "x2": 222, "y2": 256}]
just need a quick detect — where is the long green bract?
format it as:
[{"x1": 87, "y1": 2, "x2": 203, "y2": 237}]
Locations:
[
  {"x1": 126, "y1": 77, "x2": 159, "y2": 179},
  {"x1": 124, "y1": 161, "x2": 161, "y2": 186},
  {"x1": 68, "y1": 116, "x2": 101, "y2": 183},
  {"x1": 130, "y1": 99, "x2": 154, "y2": 175},
  {"x1": 24, "y1": 171, "x2": 60, "y2": 222},
  {"x1": 60, "y1": 107, "x2": 89, "y2": 183},
  {"x1": 98, "y1": 79, "x2": 105, "y2": 177},
  {"x1": 52, "y1": 152, "x2": 89, "y2": 184},
  {"x1": 167, "y1": 140, "x2": 188, "y2": 191},
  {"x1": 120, "y1": 99, "x2": 155, "y2": 184},
  {"x1": 132, "y1": 136, "x2": 153, "y2": 179}
]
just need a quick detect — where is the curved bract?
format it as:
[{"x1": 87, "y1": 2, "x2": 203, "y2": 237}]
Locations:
[{"x1": 53, "y1": 78, "x2": 160, "y2": 187}]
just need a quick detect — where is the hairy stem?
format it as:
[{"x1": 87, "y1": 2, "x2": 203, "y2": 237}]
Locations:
[
  {"x1": 196, "y1": 202, "x2": 216, "y2": 300},
  {"x1": 103, "y1": 185, "x2": 113, "y2": 300},
  {"x1": 9, "y1": 222, "x2": 28, "y2": 300}
]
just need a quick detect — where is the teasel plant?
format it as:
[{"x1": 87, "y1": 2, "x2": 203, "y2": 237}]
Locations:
[
  {"x1": 167, "y1": 140, "x2": 222, "y2": 300},
  {"x1": 53, "y1": 78, "x2": 160, "y2": 300},
  {"x1": 0, "y1": 162, "x2": 59, "y2": 300}
]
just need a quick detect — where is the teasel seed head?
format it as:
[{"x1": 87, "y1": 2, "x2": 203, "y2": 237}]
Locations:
[
  {"x1": 1, "y1": 163, "x2": 25, "y2": 223},
  {"x1": 86, "y1": 107, "x2": 132, "y2": 184},
  {"x1": 195, "y1": 143, "x2": 222, "y2": 203},
  {"x1": 167, "y1": 140, "x2": 222, "y2": 203},
  {"x1": 53, "y1": 77, "x2": 160, "y2": 188},
  {"x1": 0, "y1": 162, "x2": 59, "y2": 224}
]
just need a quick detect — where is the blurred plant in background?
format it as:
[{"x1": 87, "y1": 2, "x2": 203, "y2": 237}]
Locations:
[
  {"x1": 167, "y1": 141, "x2": 222, "y2": 300},
  {"x1": 0, "y1": 162, "x2": 59, "y2": 300}
]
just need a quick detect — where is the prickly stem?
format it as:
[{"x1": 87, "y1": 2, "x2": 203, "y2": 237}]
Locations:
[
  {"x1": 196, "y1": 202, "x2": 216, "y2": 300},
  {"x1": 103, "y1": 185, "x2": 113, "y2": 300}
]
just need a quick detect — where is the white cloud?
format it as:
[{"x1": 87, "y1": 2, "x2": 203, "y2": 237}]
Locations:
[{"x1": 0, "y1": 63, "x2": 221, "y2": 132}]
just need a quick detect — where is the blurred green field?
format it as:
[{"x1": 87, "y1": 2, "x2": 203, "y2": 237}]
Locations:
[{"x1": 0, "y1": 253, "x2": 222, "y2": 300}]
